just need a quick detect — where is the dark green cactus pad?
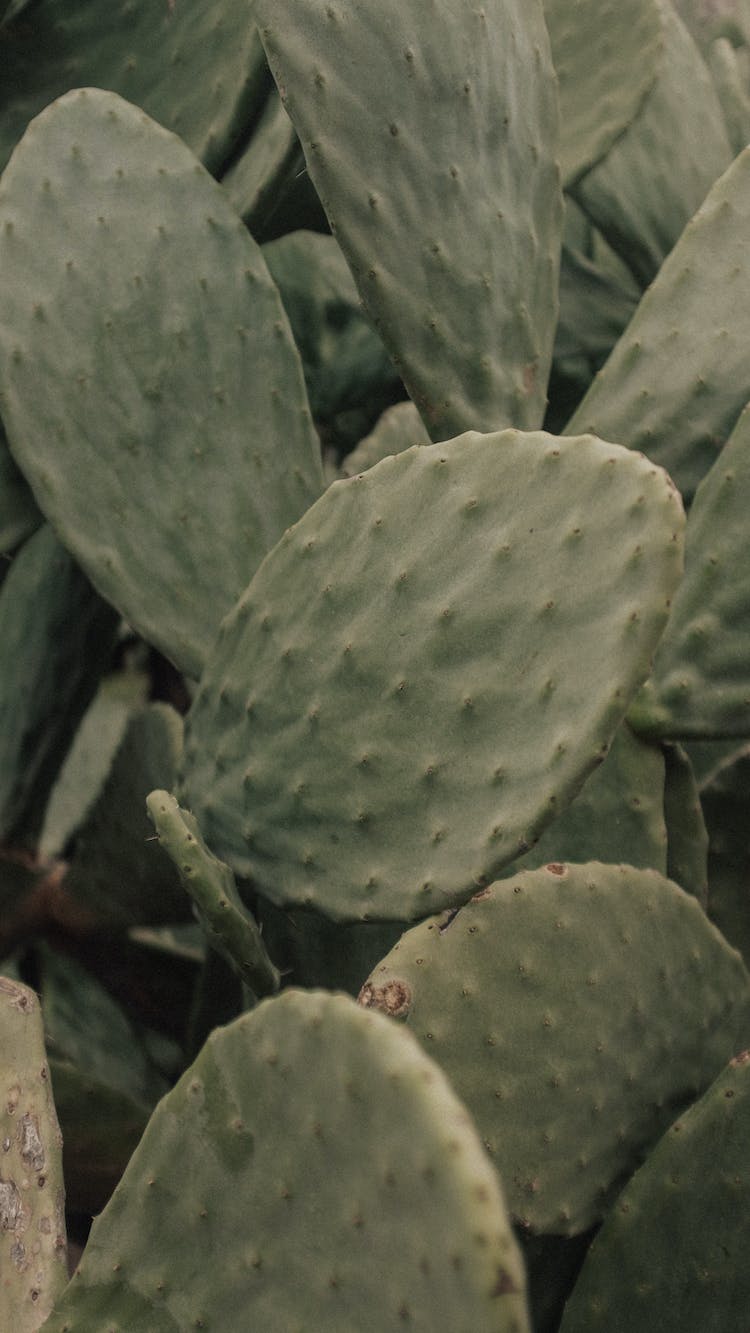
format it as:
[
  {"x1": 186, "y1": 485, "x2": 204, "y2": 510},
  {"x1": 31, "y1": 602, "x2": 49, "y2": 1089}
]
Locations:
[
  {"x1": 45, "y1": 990, "x2": 530, "y2": 1333},
  {"x1": 566, "y1": 145, "x2": 750, "y2": 501},
  {"x1": 147, "y1": 791, "x2": 281, "y2": 999},
  {"x1": 0, "y1": 0, "x2": 269, "y2": 176},
  {"x1": 220, "y1": 87, "x2": 301, "y2": 232},
  {"x1": 0, "y1": 524, "x2": 118, "y2": 845},
  {"x1": 63, "y1": 706, "x2": 187, "y2": 929},
  {"x1": 262, "y1": 229, "x2": 400, "y2": 424},
  {"x1": 255, "y1": 895, "x2": 403, "y2": 996},
  {"x1": 182, "y1": 428, "x2": 684, "y2": 923},
  {"x1": 555, "y1": 238, "x2": 638, "y2": 367},
  {"x1": 541, "y1": 0, "x2": 663, "y2": 187},
  {"x1": 701, "y1": 745, "x2": 750, "y2": 966},
  {"x1": 340, "y1": 400, "x2": 430, "y2": 478},
  {"x1": 629, "y1": 402, "x2": 750, "y2": 738},
  {"x1": 559, "y1": 1050, "x2": 750, "y2": 1332},
  {"x1": 0, "y1": 88, "x2": 323, "y2": 678},
  {"x1": 360, "y1": 862, "x2": 750, "y2": 1234},
  {"x1": 256, "y1": 0, "x2": 562, "y2": 439},
  {"x1": 0, "y1": 427, "x2": 40, "y2": 555},
  {"x1": 40, "y1": 948, "x2": 171, "y2": 1216},
  {"x1": 510, "y1": 722, "x2": 668, "y2": 876},
  {"x1": 0, "y1": 975, "x2": 67, "y2": 1331},
  {"x1": 662, "y1": 742, "x2": 708, "y2": 903},
  {"x1": 572, "y1": 3, "x2": 732, "y2": 288}
]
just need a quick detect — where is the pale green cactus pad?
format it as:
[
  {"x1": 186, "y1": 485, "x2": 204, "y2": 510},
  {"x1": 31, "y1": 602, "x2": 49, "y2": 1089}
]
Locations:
[
  {"x1": 45, "y1": 990, "x2": 530, "y2": 1333},
  {"x1": 0, "y1": 88, "x2": 323, "y2": 678},
  {"x1": 360, "y1": 862, "x2": 750, "y2": 1234},
  {"x1": 628, "y1": 402, "x2": 750, "y2": 739},
  {"x1": 340, "y1": 401, "x2": 431, "y2": 478},
  {"x1": 182, "y1": 428, "x2": 684, "y2": 922},
  {"x1": 256, "y1": 0, "x2": 562, "y2": 438},
  {"x1": 572, "y1": 2, "x2": 732, "y2": 287},
  {"x1": 566, "y1": 145, "x2": 750, "y2": 501},
  {"x1": 560, "y1": 1050, "x2": 750, "y2": 1332},
  {"x1": 542, "y1": 0, "x2": 663, "y2": 187}
]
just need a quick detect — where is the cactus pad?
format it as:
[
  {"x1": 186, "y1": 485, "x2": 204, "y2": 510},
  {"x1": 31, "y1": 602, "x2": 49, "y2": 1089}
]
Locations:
[
  {"x1": 0, "y1": 88, "x2": 323, "y2": 678},
  {"x1": 560, "y1": 1050, "x2": 750, "y2": 1331},
  {"x1": 256, "y1": 0, "x2": 562, "y2": 438},
  {"x1": 182, "y1": 428, "x2": 683, "y2": 922},
  {"x1": 45, "y1": 990, "x2": 530, "y2": 1332},
  {"x1": 360, "y1": 862, "x2": 750, "y2": 1233}
]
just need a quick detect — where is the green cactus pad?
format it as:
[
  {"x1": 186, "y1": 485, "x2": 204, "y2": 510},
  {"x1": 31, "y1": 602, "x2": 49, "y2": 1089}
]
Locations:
[
  {"x1": 256, "y1": 0, "x2": 562, "y2": 439},
  {"x1": 555, "y1": 240, "x2": 638, "y2": 367},
  {"x1": 182, "y1": 428, "x2": 684, "y2": 922},
  {"x1": 220, "y1": 88, "x2": 302, "y2": 232},
  {"x1": 559, "y1": 1050, "x2": 750, "y2": 1332},
  {"x1": 40, "y1": 948, "x2": 171, "y2": 1216},
  {"x1": 628, "y1": 402, "x2": 750, "y2": 738},
  {"x1": 542, "y1": 0, "x2": 663, "y2": 187},
  {"x1": 566, "y1": 146, "x2": 750, "y2": 501},
  {"x1": 510, "y1": 722, "x2": 668, "y2": 876},
  {"x1": 701, "y1": 745, "x2": 750, "y2": 967},
  {"x1": 0, "y1": 524, "x2": 118, "y2": 845},
  {"x1": 63, "y1": 705, "x2": 186, "y2": 929},
  {"x1": 147, "y1": 791, "x2": 281, "y2": 998},
  {"x1": 662, "y1": 743, "x2": 708, "y2": 903},
  {"x1": 708, "y1": 36, "x2": 750, "y2": 154},
  {"x1": 46, "y1": 990, "x2": 530, "y2": 1333},
  {"x1": 0, "y1": 0, "x2": 269, "y2": 176},
  {"x1": 0, "y1": 976, "x2": 67, "y2": 1331},
  {"x1": 572, "y1": 2, "x2": 732, "y2": 288},
  {"x1": 262, "y1": 229, "x2": 400, "y2": 424},
  {"x1": 340, "y1": 401, "x2": 430, "y2": 478},
  {"x1": 0, "y1": 88, "x2": 323, "y2": 678},
  {"x1": 360, "y1": 862, "x2": 750, "y2": 1234}
]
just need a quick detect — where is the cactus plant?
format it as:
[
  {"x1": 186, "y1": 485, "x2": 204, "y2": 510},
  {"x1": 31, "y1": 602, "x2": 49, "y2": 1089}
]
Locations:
[{"x1": 0, "y1": 1, "x2": 747, "y2": 1329}]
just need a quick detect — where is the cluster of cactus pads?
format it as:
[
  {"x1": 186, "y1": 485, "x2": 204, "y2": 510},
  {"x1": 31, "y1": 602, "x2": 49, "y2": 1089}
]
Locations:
[{"x1": 2, "y1": 0, "x2": 750, "y2": 1327}]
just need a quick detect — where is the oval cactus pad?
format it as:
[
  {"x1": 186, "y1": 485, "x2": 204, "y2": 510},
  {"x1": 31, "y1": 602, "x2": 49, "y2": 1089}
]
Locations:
[
  {"x1": 360, "y1": 862, "x2": 750, "y2": 1234},
  {"x1": 45, "y1": 990, "x2": 529, "y2": 1333},
  {"x1": 0, "y1": 88, "x2": 323, "y2": 678},
  {"x1": 182, "y1": 428, "x2": 684, "y2": 921},
  {"x1": 256, "y1": 0, "x2": 562, "y2": 438}
]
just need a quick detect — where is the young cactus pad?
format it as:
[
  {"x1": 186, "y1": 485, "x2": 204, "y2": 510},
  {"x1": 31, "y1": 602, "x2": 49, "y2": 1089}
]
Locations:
[
  {"x1": 44, "y1": 990, "x2": 530, "y2": 1333},
  {"x1": 0, "y1": 976, "x2": 67, "y2": 1332},
  {"x1": 0, "y1": 87, "x2": 323, "y2": 678},
  {"x1": 359, "y1": 862, "x2": 750, "y2": 1234},
  {"x1": 182, "y1": 428, "x2": 684, "y2": 922}
]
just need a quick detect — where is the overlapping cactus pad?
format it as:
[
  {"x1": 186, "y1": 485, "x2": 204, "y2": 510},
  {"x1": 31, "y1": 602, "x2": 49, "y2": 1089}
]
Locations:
[
  {"x1": 0, "y1": 88, "x2": 323, "y2": 678},
  {"x1": 44, "y1": 990, "x2": 530, "y2": 1333},
  {"x1": 360, "y1": 862, "x2": 750, "y2": 1233},
  {"x1": 183, "y1": 428, "x2": 683, "y2": 921},
  {"x1": 560, "y1": 1051, "x2": 750, "y2": 1331}
]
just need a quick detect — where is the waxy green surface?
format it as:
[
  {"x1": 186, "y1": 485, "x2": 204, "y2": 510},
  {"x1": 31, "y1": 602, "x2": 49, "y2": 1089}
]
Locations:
[
  {"x1": 0, "y1": 89, "x2": 323, "y2": 678},
  {"x1": 183, "y1": 428, "x2": 683, "y2": 922},
  {"x1": 46, "y1": 990, "x2": 530, "y2": 1333},
  {"x1": 257, "y1": 0, "x2": 562, "y2": 439},
  {"x1": 361, "y1": 862, "x2": 750, "y2": 1234}
]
